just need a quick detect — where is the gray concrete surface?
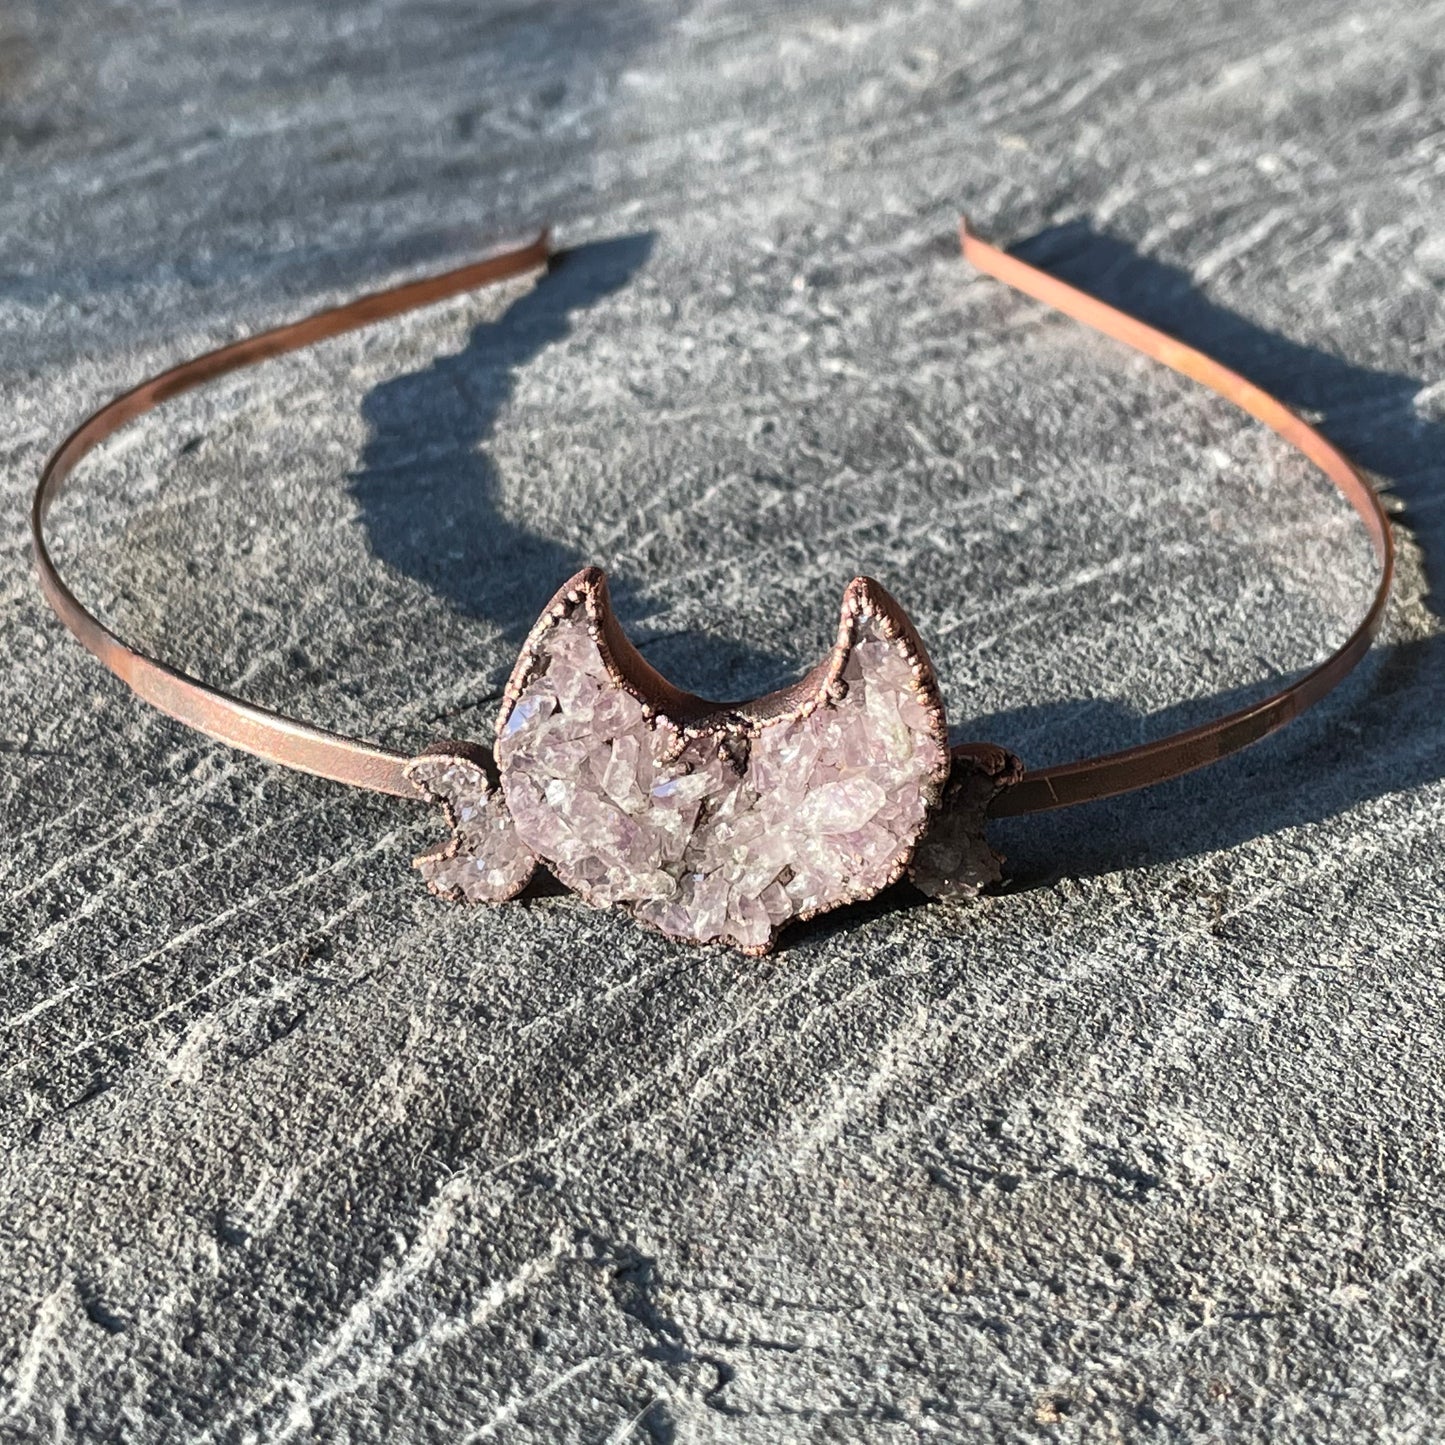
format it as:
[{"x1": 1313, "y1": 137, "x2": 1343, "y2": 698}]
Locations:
[{"x1": 1, "y1": 1, "x2": 1443, "y2": 1439}]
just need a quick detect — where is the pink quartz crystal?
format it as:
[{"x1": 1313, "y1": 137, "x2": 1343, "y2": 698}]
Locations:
[{"x1": 491, "y1": 571, "x2": 950, "y2": 953}]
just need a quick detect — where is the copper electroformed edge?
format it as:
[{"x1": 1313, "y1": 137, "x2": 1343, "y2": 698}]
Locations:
[
  {"x1": 496, "y1": 566, "x2": 949, "y2": 748},
  {"x1": 30, "y1": 219, "x2": 1395, "y2": 827}
]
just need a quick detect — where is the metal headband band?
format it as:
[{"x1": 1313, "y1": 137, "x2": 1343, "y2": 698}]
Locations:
[{"x1": 30, "y1": 220, "x2": 1395, "y2": 820}]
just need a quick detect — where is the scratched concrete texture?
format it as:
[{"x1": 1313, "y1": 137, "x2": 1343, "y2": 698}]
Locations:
[{"x1": 1, "y1": 0, "x2": 1443, "y2": 1440}]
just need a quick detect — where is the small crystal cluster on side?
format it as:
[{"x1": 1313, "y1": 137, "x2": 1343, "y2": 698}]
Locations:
[
  {"x1": 908, "y1": 747, "x2": 1023, "y2": 901},
  {"x1": 406, "y1": 748, "x2": 536, "y2": 903}
]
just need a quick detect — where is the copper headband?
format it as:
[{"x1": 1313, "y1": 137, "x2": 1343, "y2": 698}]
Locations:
[{"x1": 30, "y1": 221, "x2": 1394, "y2": 819}]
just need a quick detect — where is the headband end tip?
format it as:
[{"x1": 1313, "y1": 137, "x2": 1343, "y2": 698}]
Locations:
[{"x1": 958, "y1": 214, "x2": 985, "y2": 265}]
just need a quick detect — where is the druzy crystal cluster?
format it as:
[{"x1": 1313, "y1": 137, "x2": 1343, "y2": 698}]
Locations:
[
  {"x1": 491, "y1": 597, "x2": 949, "y2": 952},
  {"x1": 908, "y1": 756, "x2": 1013, "y2": 900},
  {"x1": 406, "y1": 750, "x2": 537, "y2": 903},
  {"x1": 405, "y1": 572, "x2": 1017, "y2": 953}
]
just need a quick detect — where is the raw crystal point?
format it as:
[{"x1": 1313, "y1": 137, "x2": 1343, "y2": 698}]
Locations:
[
  {"x1": 406, "y1": 745, "x2": 537, "y2": 903},
  {"x1": 908, "y1": 745, "x2": 1024, "y2": 901},
  {"x1": 493, "y1": 568, "x2": 951, "y2": 953}
]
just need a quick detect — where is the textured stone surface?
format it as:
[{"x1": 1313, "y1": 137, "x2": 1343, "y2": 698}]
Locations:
[
  {"x1": 494, "y1": 572, "x2": 947, "y2": 951},
  {"x1": 1, "y1": 1, "x2": 1443, "y2": 1441}
]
